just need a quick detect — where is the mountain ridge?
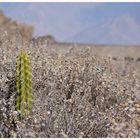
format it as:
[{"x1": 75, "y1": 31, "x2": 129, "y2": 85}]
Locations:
[{"x1": 71, "y1": 14, "x2": 140, "y2": 45}]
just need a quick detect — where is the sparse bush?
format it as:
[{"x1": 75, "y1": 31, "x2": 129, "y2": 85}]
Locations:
[
  {"x1": 136, "y1": 57, "x2": 140, "y2": 62},
  {"x1": 124, "y1": 56, "x2": 134, "y2": 61}
]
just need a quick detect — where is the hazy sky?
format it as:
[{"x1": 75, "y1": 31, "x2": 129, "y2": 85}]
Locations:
[{"x1": 0, "y1": 3, "x2": 140, "y2": 43}]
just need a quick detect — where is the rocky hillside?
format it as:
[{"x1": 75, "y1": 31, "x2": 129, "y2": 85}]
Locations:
[
  {"x1": 0, "y1": 12, "x2": 140, "y2": 138},
  {"x1": 0, "y1": 11, "x2": 34, "y2": 41}
]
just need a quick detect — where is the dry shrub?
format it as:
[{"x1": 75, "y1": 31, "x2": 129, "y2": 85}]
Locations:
[
  {"x1": 16, "y1": 46, "x2": 140, "y2": 137},
  {"x1": 0, "y1": 15, "x2": 140, "y2": 137}
]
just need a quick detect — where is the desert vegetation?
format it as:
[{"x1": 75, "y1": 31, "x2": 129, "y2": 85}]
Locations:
[
  {"x1": 16, "y1": 51, "x2": 33, "y2": 118},
  {"x1": 0, "y1": 12, "x2": 140, "y2": 138}
]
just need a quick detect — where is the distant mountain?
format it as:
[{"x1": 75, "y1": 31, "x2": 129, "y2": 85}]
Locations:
[{"x1": 71, "y1": 14, "x2": 140, "y2": 45}]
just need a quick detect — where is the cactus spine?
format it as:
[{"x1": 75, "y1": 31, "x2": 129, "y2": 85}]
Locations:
[{"x1": 16, "y1": 50, "x2": 33, "y2": 118}]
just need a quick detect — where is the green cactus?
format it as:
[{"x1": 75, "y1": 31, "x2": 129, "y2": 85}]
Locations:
[{"x1": 16, "y1": 50, "x2": 33, "y2": 118}]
